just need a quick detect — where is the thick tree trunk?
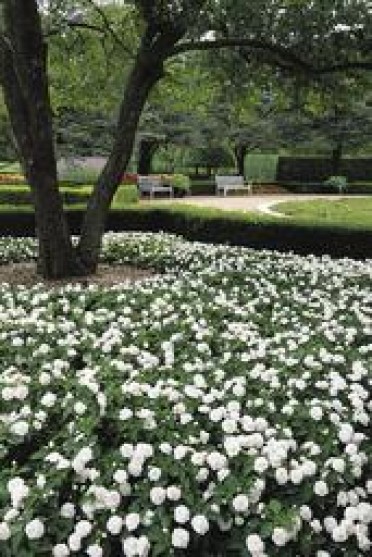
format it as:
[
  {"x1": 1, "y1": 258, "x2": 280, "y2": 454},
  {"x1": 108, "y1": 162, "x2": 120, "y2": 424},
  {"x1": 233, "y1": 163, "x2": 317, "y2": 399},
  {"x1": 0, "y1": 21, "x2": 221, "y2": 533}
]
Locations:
[
  {"x1": 0, "y1": 0, "x2": 81, "y2": 278},
  {"x1": 137, "y1": 139, "x2": 159, "y2": 175},
  {"x1": 78, "y1": 29, "x2": 183, "y2": 272},
  {"x1": 234, "y1": 145, "x2": 248, "y2": 176},
  {"x1": 331, "y1": 142, "x2": 343, "y2": 175}
]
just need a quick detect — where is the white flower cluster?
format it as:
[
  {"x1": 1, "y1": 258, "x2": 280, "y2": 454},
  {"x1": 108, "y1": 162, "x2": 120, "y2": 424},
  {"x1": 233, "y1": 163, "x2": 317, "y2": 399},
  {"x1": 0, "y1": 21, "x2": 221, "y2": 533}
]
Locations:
[{"x1": 0, "y1": 232, "x2": 371, "y2": 556}]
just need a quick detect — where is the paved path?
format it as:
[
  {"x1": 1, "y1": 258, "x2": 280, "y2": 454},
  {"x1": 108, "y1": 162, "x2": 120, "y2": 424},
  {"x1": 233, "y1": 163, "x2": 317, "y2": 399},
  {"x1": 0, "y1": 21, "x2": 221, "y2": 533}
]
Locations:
[{"x1": 150, "y1": 194, "x2": 365, "y2": 217}]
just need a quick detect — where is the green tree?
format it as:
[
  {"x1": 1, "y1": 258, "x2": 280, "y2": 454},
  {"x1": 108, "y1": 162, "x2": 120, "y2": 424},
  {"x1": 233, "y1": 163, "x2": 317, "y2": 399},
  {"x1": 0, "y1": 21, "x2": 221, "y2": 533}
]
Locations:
[{"x1": 0, "y1": 0, "x2": 371, "y2": 278}]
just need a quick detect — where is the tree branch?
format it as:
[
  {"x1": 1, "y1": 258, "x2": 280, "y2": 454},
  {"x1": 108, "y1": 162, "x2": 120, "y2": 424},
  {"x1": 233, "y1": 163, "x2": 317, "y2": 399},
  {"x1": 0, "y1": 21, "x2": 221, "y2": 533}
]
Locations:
[{"x1": 171, "y1": 37, "x2": 372, "y2": 76}]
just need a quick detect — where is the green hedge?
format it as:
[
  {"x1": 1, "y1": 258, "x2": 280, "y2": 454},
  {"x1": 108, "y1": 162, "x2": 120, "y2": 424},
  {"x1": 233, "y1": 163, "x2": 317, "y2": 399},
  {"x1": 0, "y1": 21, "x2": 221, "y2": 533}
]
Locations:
[
  {"x1": 1, "y1": 204, "x2": 372, "y2": 259},
  {"x1": 277, "y1": 156, "x2": 372, "y2": 183},
  {"x1": 0, "y1": 184, "x2": 139, "y2": 206}
]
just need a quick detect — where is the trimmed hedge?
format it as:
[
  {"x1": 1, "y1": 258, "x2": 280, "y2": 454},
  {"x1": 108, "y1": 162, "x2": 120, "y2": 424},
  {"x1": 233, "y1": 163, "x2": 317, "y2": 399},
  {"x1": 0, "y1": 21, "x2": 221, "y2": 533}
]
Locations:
[
  {"x1": 277, "y1": 156, "x2": 372, "y2": 183},
  {"x1": 283, "y1": 181, "x2": 372, "y2": 195},
  {"x1": 1, "y1": 205, "x2": 372, "y2": 259},
  {"x1": 0, "y1": 184, "x2": 139, "y2": 206}
]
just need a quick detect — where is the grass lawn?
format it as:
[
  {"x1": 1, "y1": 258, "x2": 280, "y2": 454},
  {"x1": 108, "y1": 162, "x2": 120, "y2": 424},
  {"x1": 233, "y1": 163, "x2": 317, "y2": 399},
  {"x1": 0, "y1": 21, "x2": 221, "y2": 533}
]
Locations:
[{"x1": 274, "y1": 197, "x2": 372, "y2": 230}]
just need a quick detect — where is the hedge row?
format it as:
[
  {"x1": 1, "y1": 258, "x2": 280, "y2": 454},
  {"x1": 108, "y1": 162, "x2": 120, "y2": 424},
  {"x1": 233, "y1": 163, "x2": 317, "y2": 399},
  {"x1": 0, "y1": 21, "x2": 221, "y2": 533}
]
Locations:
[
  {"x1": 277, "y1": 157, "x2": 372, "y2": 183},
  {"x1": 1, "y1": 205, "x2": 372, "y2": 259},
  {"x1": 284, "y1": 181, "x2": 372, "y2": 194},
  {"x1": 0, "y1": 184, "x2": 139, "y2": 206}
]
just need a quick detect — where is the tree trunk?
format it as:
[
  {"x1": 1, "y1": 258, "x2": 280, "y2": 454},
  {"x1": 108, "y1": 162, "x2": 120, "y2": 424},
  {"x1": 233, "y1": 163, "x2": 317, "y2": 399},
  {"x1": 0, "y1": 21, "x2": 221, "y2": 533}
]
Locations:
[
  {"x1": 0, "y1": 0, "x2": 81, "y2": 278},
  {"x1": 78, "y1": 29, "x2": 183, "y2": 272},
  {"x1": 137, "y1": 139, "x2": 159, "y2": 175},
  {"x1": 331, "y1": 142, "x2": 343, "y2": 175},
  {"x1": 234, "y1": 145, "x2": 247, "y2": 176}
]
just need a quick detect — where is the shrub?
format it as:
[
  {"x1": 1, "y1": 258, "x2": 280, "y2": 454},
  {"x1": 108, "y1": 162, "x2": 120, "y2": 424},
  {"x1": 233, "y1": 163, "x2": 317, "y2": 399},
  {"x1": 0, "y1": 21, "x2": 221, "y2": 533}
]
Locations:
[
  {"x1": 162, "y1": 174, "x2": 191, "y2": 193},
  {"x1": 324, "y1": 175, "x2": 348, "y2": 194},
  {"x1": 112, "y1": 184, "x2": 139, "y2": 206}
]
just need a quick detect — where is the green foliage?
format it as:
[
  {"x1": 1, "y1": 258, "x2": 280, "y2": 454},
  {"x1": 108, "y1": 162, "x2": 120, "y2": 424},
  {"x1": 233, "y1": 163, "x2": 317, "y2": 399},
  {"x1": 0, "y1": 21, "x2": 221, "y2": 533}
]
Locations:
[
  {"x1": 167, "y1": 173, "x2": 190, "y2": 191},
  {"x1": 187, "y1": 146, "x2": 234, "y2": 171},
  {"x1": 245, "y1": 154, "x2": 278, "y2": 183},
  {"x1": 111, "y1": 184, "x2": 139, "y2": 206},
  {"x1": 323, "y1": 175, "x2": 348, "y2": 193}
]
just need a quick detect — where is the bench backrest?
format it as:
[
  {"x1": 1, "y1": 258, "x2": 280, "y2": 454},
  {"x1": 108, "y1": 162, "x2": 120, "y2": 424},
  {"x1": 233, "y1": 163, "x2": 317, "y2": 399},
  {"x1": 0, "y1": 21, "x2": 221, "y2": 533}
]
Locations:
[
  {"x1": 138, "y1": 175, "x2": 162, "y2": 191},
  {"x1": 215, "y1": 175, "x2": 245, "y2": 186}
]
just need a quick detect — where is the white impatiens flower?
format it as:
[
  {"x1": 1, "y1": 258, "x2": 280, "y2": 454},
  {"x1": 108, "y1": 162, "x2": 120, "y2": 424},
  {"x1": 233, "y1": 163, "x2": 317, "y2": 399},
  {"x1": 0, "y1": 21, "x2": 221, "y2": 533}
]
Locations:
[
  {"x1": 232, "y1": 494, "x2": 249, "y2": 513},
  {"x1": 191, "y1": 514, "x2": 209, "y2": 535},
  {"x1": 246, "y1": 533, "x2": 265, "y2": 555},
  {"x1": 7, "y1": 477, "x2": 29, "y2": 508},
  {"x1": 87, "y1": 544, "x2": 103, "y2": 557},
  {"x1": 107, "y1": 515, "x2": 123, "y2": 535},
  {"x1": 60, "y1": 503, "x2": 75, "y2": 519},
  {"x1": 272, "y1": 527, "x2": 289, "y2": 547},
  {"x1": 125, "y1": 513, "x2": 140, "y2": 532},
  {"x1": 0, "y1": 522, "x2": 11, "y2": 541},
  {"x1": 52, "y1": 544, "x2": 70, "y2": 557},
  {"x1": 149, "y1": 487, "x2": 166, "y2": 506},
  {"x1": 314, "y1": 480, "x2": 329, "y2": 497},
  {"x1": 174, "y1": 505, "x2": 190, "y2": 524},
  {"x1": 171, "y1": 528, "x2": 190, "y2": 548},
  {"x1": 167, "y1": 486, "x2": 181, "y2": 501},
  {"x1": 10, "y1": 420, "x2": 29, "y2": 437},
  {"x1": 25, "y1": 518, "x2": 45, "y2": 540}
]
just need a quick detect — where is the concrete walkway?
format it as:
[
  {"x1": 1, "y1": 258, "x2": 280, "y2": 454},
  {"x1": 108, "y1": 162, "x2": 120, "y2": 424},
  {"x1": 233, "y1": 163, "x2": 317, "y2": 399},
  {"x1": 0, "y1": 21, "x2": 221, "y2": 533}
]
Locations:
[{"x1": 151, "y1": 194, "x2": 364, "y2": 217}]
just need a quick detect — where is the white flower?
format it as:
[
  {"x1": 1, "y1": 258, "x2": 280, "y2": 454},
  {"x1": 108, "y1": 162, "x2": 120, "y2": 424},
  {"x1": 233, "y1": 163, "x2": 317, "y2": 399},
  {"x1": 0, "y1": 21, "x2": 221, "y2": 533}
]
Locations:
[
  {"x1": 206, "y1": 451, "x2": 227, "y2": 471},
  {"x1": 137, "y1": 535, "x2": 151, "y2": 556},
  {"x1": 52, "y1": 544, "x2": 70, "y2": 557},
  {"x1": 232, "y1": 494, "x2": 249, "y2": 513},
  {"x1": 0, "y1": 522, "x2": 11, "y2": 541},
  {"x1": 167, "y1": 486, "x2": 181, "y2": 501},
  {"x1": 87, "y1": 544, "x2": 103, "y2": 557},
  {"x1": 122, "y1": 536, "x2": 138, "y2": 557},
  {"x1": 310, "y1": 406, "x2": 323, "y2": 421},
  {"x1": 338, "y1": 424, "x2": 354, "y2": 444},
  {"x1": 191, "y1": 514, "x2": 209, "y2": 535},
  {"x1": 10, "y1": 420, "x2": 29, "y2": 437},
  {"x1": 68, "y1": 533, "x2": 82, "y2": 552},
  {"x1": 254, "y1": 456, "x2": 269, "y2": 474},
  {"x1": 275, "y1": 467, "x2": 288, "y2": 485},
  {"x1": 149, "y1": 486, "x2": 166, "y2": 506},
  {"x1": 332, "y1": 525, "x2": 348, "y2": 543},
  {"x1": 7, "y1": 477, "x2": 29, "y2": 508},
  {"x1": 174, "y1": 505, "x2": 190, "y2": 524},
  {"x1": 41, "y1": 392, "x2": 57, "y2": 407},
  {"x1": 125, "y1": 513, "x2": 140, "y2": 532},
  {"x1": 246, "y1": 533, "x2": 265, "y2": 555},
  {"x1": 113, "y1": 469, "x2": 128, "y2": 484},
  {"x1": 107, "y1": 515, "x2": 123, "y2": 535},
  {"x1": 75, "y1": 520, "x2": 92, "y2": 538},
  {"x1": 272, "y1": 527, "x2": 289, "y2": 546},
  {"x1": 314, "y1": 480, "x2": 329, "y2": 497},
  {"x1": 25, "y1": 518, "x2": 45, "y2": 540},
  {"x1": 60, "y1": 503, "x2": 75, "y2": 519},
  {"x1": 171, "y1": 528, "x2": 190, "y2": 548}
]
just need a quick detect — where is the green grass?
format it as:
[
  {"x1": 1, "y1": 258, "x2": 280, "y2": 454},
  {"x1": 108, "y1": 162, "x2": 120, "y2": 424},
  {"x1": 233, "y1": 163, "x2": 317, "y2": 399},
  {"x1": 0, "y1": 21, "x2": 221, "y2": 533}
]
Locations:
[{"x1": 274, "y1": 197, "x2": 372, "y2": 230}]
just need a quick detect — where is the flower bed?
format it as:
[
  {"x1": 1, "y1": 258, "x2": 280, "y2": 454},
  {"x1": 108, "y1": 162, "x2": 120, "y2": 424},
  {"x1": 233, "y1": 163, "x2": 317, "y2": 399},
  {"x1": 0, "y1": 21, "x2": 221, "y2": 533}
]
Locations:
[{"x1": 0, "y1": 232, "x2": 371, "y2": 556}]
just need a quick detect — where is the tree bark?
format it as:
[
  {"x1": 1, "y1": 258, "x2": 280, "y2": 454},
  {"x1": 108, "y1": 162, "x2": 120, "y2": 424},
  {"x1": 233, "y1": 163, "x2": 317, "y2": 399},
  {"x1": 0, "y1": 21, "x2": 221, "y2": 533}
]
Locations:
[
  {"x1": 137, "y1": 138, "x2": 159, "y2": 175},
  {"x1": 331, "y1": 142, "x2": 343, "y2": 175},
  {"x1": 234, "y1": 145, "x2": 248, "y2": 176},
  {"x1": 78, "y1": 28, "x2": 184, "y2": 272},
  {"x1": 0, "y1": 0, "x2": 81, "y2": 278}
]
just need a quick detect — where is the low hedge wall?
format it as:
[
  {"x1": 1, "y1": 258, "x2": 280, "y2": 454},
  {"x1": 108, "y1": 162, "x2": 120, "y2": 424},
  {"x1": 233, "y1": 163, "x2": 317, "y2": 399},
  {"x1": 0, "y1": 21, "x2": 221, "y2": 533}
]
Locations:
[
  {"x1": 0, "y1": 184, "x2": 139, "y2": 206},
  {"x1": 1, "y1": 205, "x2": 372, "y2": 259},
  {"x1": 283, "y1": 181, "x2": 372, "y2": 194}
]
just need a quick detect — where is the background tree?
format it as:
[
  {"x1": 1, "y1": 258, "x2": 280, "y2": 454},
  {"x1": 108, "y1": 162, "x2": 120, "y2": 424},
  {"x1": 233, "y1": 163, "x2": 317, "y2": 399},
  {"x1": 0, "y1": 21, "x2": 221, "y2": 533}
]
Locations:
[{"x1": 1, "y1": 0, "x2": 371, "y2": 278}]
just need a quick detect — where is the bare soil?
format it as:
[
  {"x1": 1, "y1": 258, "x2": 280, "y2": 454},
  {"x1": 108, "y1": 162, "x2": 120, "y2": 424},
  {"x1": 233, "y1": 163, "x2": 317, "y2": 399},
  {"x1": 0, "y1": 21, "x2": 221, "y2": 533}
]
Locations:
[{"x1": 0, "y1": 262, "x2": 153, "y2": 288}]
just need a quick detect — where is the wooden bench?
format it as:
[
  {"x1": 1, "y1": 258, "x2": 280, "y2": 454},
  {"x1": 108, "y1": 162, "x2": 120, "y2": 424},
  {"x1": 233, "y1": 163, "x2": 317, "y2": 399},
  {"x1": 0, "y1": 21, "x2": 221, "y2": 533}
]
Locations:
[
  {"x1": 215, "y1": 175, "x2": 252, "y2": 196},
  {"x1": 138, "y1": 175, "x2": 173, "y2": 198}
]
